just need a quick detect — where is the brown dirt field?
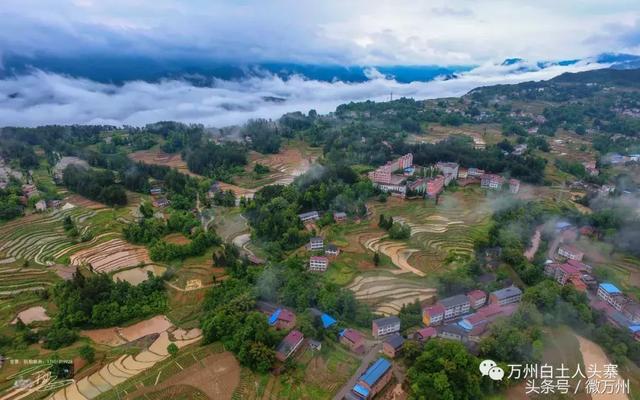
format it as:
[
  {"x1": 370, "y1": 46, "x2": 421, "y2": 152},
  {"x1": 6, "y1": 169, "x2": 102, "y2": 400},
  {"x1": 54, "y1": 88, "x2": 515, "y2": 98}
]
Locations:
[
  {"x1": 129, "y1": 149, "x2": 200, "y2": 177},
  {"x1": 217, "y1": 181, "x2": 256, "y2": 198},
  {"x1": 112, "y1": 265, "x2": 166, "y2": 285},
  {"x1": 577, "y1": 335, "x2": 629, "y2": 400},
  {"x1": 126, "y1": 351, "x2": 240, "y2": 400},
  {"x1": 64, "y1": 194, "x2": 107, "y2": 209},
  {"x1": 12, "y1": 306, "x2": 50, "y2": 325},
  {"x1": 163, "y1": 233, "x2": 192, "y2": 245},
  {"x1": 119, "y1": 315, "x2": 173, "y2": 342},
  {"x1": 82, "y1": 315, "x2": 173, "y2": 346}
]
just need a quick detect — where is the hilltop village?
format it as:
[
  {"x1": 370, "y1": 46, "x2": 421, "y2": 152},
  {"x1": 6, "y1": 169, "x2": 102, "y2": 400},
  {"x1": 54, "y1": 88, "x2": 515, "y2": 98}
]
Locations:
[{"x1": 0, "y1": 68, "x2": 639, "y2": 400}]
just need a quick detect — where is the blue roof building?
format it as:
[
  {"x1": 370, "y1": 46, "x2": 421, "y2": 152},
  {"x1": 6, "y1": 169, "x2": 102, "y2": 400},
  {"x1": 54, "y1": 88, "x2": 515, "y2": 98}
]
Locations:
[
  {"x1": 361, "y1": 358, "x2": 391, "y2": 385},
  {"x1": 321, "y1": 313, "x2": 337, "y2": 328},
  {"x1": 353, "y1": 384, "x2": 369, "y2": 398},
  {"x1": 599, "y1": 283, "x2": 621, "y2": 295},
  {"x1": 268, "y1": 309, "x2": 281, "y2": 326}
]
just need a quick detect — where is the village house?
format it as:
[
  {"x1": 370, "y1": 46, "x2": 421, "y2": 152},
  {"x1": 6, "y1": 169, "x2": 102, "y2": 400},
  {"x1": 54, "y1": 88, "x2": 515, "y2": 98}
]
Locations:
[
  {"x1": 413, "y1": 327, "x2": 437, "y2": 343},
  {"x1": 152, "y1": 197, "x2": 170, "y2": 208},
  {"x1": 339, "y1": 328, "x2": 365, "y2": 354},
  {"x1": 333, "y1": 211, "x2": 347, "y2": 223},
  {"x1": 583, "y1": 161, "x2": 599, "y2": 176},
  {"x1": 490, "y1": 286, "x2": 523, "y2": 306},
  {"x1": 513, "y1": 144, "x2": 528, "y2": 156},
  {"x1": 351, "y1": 358, "x2": 393, "y2": 400},
  {"x1": 467, "y1": 167, "x2": 485, "y2": 177},
  {"x1": 308, "y1": 256, "x2": 329, "y2": 272},
  {"x1": 458, "y1": 168, "x2": 469, "y2": 179},
  {"x1": 623, "y1": 302, "x2": 640, "y2": 324},
  {"x1": 426, "y1": 175, "x2": 445, "y2": 198},
  {"x1": 509, "y1": 179, "x2": 520, "y2": 194},
  {"x1": 371, "y1": 316, "x2": 401, "y2": 338},
  {"x1": 440, "y1": 294, "x2": 471, "y2": 320},
  {"x1": 481, "y1": 174, "x2": 504, "y2": 190},
  {"x1": 557, "y1": 244, "x2": 584, "y2": 261},
  {"x1": 275, "y1": 330, "x2": 304, "y2": 362},
  {"x1": 436, "y1": 162, "x2": 459, "y2": 185},
  {"x1": 325, "y1": 244, "x2": 340, "y2": 257},
  {"x1": 438, "y1": 323, "x2": 468, "y2": 342},
  {"x1": 268, "y1": 308, "x2": 296, "y2": 330},
  {"x1": 597, "y1": 283, "x2": 625, "y2": 310},
  {"x1": 309, "y1": 308, "x2": 338, "y2": 329},
  {"x1": 375, "y1": 175, "x2": 407, "y2": 196},
  {"x1": 206, "y1": 182, "x2": 221, "y2": 199},
  {"x1": 308, "y1": 236, "x2": 324, "y2": 251},
  {"x1": 422, "y1": 303, "x2": 445, "y2": 326},
  {"x1": 35, "y1": 199, "x2": 47, "y2": 212},
  {"x1": 22, "y1": 184, "x2": 40, "y2": 199},
  {"x1": 368, "y1": 154, "x2": 414, "y2": 184},
  {"x1": 467, "y1": 290, "x2": 487, "y2": 309},
  {"x1": 47, "y1": 200, "x2": 62, "y2": 209},
  {"x1": 308, "y1": 339, "x2": 322, "y2": 351},
  {"x1": 149, "y1": 187, "x2": 162, "y2": 196},
  {"x1": 382, "y1": 335, "x2": 405, "y2": 358},
  {"x1": 298, "y1": 211, "x2": 320, "y2": 222}
]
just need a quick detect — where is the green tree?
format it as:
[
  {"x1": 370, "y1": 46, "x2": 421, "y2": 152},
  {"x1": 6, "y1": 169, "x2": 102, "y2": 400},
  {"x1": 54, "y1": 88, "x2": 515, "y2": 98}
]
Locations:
[
  {"x1": 167, "y1": 343, "x2": 179, "y2": 357},
  {"x1": 79, "y1": 345, "x2": 95, "y2": 363}
]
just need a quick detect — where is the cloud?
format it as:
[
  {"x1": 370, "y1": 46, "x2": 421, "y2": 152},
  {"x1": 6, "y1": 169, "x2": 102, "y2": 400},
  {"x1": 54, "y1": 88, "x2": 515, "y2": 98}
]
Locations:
[
  {"x1": 0, "y1": 60, "x2": 609, "y2": 128},
  {"x1": 0, "y1": 1, "x2": 638, "y2": 66}
]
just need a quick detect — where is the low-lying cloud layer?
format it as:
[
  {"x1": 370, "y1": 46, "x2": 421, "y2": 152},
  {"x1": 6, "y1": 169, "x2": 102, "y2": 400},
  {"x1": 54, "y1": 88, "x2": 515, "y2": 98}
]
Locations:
[{"x1": 0, "y1": 61, "x2": 608, "y2": 128}]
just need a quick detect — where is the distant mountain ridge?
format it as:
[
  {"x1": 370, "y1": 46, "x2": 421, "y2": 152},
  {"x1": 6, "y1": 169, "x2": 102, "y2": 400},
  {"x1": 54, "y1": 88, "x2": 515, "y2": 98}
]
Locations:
[{"x1": 0, "y1": 52, "x2": 639, "y2": 85}]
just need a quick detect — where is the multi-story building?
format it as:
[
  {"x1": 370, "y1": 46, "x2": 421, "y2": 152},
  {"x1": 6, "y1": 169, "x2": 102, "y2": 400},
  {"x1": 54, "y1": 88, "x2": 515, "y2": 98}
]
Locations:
[
  {"x1": 458, "y1": 168, "x2": 469, "y2": 179},
  {"x1": 308, "y1": 256, "x2": 329, "y2": 272},
  {"x1": 509, "y1": 179, "x2": 520, "y2": 194},
  {"x1": 623, "y1": 302, "x2": 640, "y2": 324},
  {"x1": 440, "y1": 294, "x2": 471, "y2": 320},
  {"x1": 557, "y1": 244, "x2": 584, "y2": 261},
  {"x1": 371, "y1": 316, "x2": 401, "y2": 338},
  {"x1": 333, "y1": 211, "x2": 347, "y2": 223},
  {"x1": 352, "y1": 358, "x2": 393, "y2": 400},
  {"x1": 325, "y1": 244, "x2": 340, "y2": 257},
  {"x1": 368, "y1": 154, "x2": 414, "y2": 184},
  {"x1": 490, "y1": 286, "x2": 523, "y2": 306},
  {"x1": 467, "y1": 290, "x2": 487, "y2": 309},
  {"x1": 554, "y1": 263, "x2": 581, "y2": 286},
  {"x1": 436, "y1": 162, "x2": 459, "y2": 185},
  {"x1": 426, "y1": 175, "x2": 445, "y2": 198},
  {"x1": 298, "y1": 211, "x2": 320, "y2": 222},
  {"x1": 597, "y1": 283, "x2": 624, "y2": 309},
  {"x1": 309, "y1": 236, "x2": 324, "y2": 250},
  {"x1": 467, "y1": 168, "x2": 485, "y2": 177},
  {"x1": 481, "y1": 174, "x2": 505, "y2": 190},
  {"x1": 422, "y1": 303, "x2": 445, "y2": 326}
]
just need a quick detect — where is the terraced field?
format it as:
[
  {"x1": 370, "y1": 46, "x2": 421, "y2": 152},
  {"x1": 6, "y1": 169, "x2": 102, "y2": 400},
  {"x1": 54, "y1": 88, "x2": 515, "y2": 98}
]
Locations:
[
  {"x1": 0, "y1": 264, "x2": 58, "y2": 298},
  {"x1": 51, "y1": 329, "x2": 203, "y2": 400},
  {"x1": 0, "y1": 207, "x2": 98, "y2": 266},
  {"x1": 347, "y1": 271, "x2": 436, "y2": 315},
  {"x1": 363, "y1": 188, "x2": 492, "y2": 275},
  {"x1": 70, "y1": 239, "x2": 151, "y2": 273}
]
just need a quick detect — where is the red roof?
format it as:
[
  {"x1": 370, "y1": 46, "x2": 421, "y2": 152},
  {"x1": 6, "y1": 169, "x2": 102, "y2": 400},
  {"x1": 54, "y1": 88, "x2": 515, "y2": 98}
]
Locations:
[
  {"x1": 467, "y1": 290, "x2": 486, "y2": 302},
  {"x1": 310, "y1": 256, "x2": 328, "y2": 262},
  {"x1": 566, "y1": 259, "x2": 589, "y2": 271},
  {"x1": 416, "y1": 327, "x2": 437, "y2": 339},
  {"x1": 423, "y1": 303, "x2": 445, "y2": 316},
  {"x1": 509, "y1": 178, "x2": 520, "y2": 185},
  {"x1": 341, "y1": 328, "x2": 363, "y2": 344},
  {"x1": 477, "y1": 303, "x2": 503, "y2": 318},
  {"x1": 283, "y1": 330, "x2": 304, "y2": 346},
  {"x1": 559, "y1": 244, "x2": 583, "y2": 255},
  {"x1": 558, "y1": 263, "x2": 581, "y2": 276},
  {"x1": 278, "y1": 309, "x2": 296, "y2": 323}
]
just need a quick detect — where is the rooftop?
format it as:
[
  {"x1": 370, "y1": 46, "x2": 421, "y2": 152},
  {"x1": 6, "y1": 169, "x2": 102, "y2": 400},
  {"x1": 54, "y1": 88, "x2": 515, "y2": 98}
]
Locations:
[
  {"x1": 340, "y1": 328, "x2": 363, "y2": 343},
  {"x1": 360, "y1": 358, "x2": 392, "y2": 386},
  {"x1": 321, "y1": 313, "x2": 337, "y2": 328},
  {"x1": 467, "y1": 290, "x2": 486, "y2": 301},
  {"x1": 384, "y1": 334, "x2": 405, "y2": 350},
  {"x1": 600, "y1": 282, "x2": 622, "y2": 294},
  {"x1": 424, "y1": 303, "x2": 445, "y2": 315},
  {"x1": 373, "y1": 316, "x2": 400, "y2": 327},
  {"x1": 416, "y1": 327, "x2": 437, "y2": 338},
  {"x1": 491, "y1": 286, "x2": 522, "y2": 300},
  {"x1": 439, "y1": 294, "x2": 470, "y2": 309}
]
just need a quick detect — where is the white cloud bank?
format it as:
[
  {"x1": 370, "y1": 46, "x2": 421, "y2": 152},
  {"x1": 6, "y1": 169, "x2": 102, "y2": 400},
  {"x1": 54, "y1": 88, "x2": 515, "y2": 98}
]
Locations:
[{"x1": 0, "y1": 61, "x2": 609, "y2": 128}]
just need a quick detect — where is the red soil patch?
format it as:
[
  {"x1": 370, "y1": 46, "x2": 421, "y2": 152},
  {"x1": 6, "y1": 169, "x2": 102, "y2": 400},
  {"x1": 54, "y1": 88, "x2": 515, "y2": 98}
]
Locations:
[
  {"x1": 217, "y1": 181, "x2": 256, "y2": 198},
  {"x1": 64, "y1": 194, "x2": 106, "y2": 209},
  {"x1": 163, "y1": 233, "x2": 192, "y2": 245},
  {"x1": 125, "y1": 351, "x2": 240, "y2": 400},
  {"x1": 129, "y1": 149, "x2": 200, "y2": 177},
  {"x1": 82, "y1": 315, "x2": 173, "y2": 346}
]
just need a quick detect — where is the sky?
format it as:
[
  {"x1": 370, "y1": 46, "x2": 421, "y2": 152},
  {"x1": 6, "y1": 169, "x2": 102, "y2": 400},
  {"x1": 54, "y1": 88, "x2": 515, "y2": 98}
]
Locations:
[{"x1": 0, "y1": 0, "x2": 639, "y2": 127}]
